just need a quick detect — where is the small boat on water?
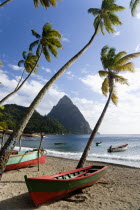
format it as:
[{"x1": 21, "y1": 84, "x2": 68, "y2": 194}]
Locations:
[
  {"x1": 96, "y1": 142, "x2": 102, "y2": 146},
  {"x1": 54, "y1": 142, "x2": 67, "y2": 145},
  {"x1": 5, "y1": 149, "x2": 46, "y2": 171},
  {"x1": 107, "y1": 144, "x2": 128, "y2": 153},
  {"x1": 25, "y1": 165, "x2": 108, "y2": 206}
]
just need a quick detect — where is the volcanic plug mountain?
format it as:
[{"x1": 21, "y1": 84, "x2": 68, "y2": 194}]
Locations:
[{"x1": 47, "y1": 95, "x2": 92, "y2": 134}]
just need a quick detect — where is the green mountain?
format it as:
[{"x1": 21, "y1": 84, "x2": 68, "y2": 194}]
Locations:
[
  {"x1": 0, "y1": 104, "x2": 69, "y2": 134},
  {"x1": 47, "y1": 95, "x2": 92, "y2": 134}
]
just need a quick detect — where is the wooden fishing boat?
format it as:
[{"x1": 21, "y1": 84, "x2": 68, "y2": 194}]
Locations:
[
  {"x1": 96, "y1": 142, "x2": 102, "y2": 146},
  {"x1": 107, "y1": 144, "x2": 128, "y2": 153},
  {"x1": 5, "y1": 149, "x2": 46, "y2": 171},
  {"x1": 54, "y1": 142, "x2": 67, "y2": 145},
  {"x1": 25, "y1": 165, "x2": 108, "y2": 206}
]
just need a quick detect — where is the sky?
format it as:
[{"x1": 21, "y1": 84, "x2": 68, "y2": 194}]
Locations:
[{"x1": 0, "y1": 0, "x2": 140, "y2": 134}]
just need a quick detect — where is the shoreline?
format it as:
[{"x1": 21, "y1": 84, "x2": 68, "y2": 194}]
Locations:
[
  {"x1": 47, "y1": 155, "x2": 140, "y2": 169},
  {"x1": 0, "y1": 156, "x2": 140, "y2": 210}
]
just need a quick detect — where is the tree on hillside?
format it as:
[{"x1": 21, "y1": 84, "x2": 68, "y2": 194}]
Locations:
[
  {"x1": 130, "y1": 0, "x2": 140, "y2": 16},
  {"x1": 0, "y1": 0, "x2": 60, "y2": 9},
  {"x1": 0, "y1": 23, "x2": 62, "y2": 105},
  {"x1": 0, "y1": 0, "x2": 125, "y2": 179},
  {"x1": 76, "y1": 46, "x2": 140, "y2": 169}
]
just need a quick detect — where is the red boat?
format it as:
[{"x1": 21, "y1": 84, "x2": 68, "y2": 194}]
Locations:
[
  {"x1": 5, "y1": 150, "x2": 46, "y2": 171},
  {"x1": 25, "y1": 165, "x2": 108, "y2": 206}
]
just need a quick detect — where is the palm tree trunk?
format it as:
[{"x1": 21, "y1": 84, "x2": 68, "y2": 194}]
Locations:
[
  {"x1": 76, "y1": 88, "x2": 113, "y2": 169},
  {"x1": 0, "y1": 52, "x2": 42, "y2": 105},
  {"x1": 0, "y1": 24, "x2": 100, "y2": 180},
  {"x1": 0, "y1": 0, "x2": 13, "y2": 8}
]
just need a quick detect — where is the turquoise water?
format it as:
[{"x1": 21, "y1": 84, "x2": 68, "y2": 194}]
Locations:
[{"x1": 12, "y1": 134, "x2": 140, "y2": 168}]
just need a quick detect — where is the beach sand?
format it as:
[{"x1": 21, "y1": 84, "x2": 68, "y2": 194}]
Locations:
[{"x1": 0, "y1": 156, "x2": 140, "y2": 210}]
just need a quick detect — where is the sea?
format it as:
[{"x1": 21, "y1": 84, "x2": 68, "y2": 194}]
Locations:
[{"x1": 11, "y1": 134, "x2": 140, "y2": 169}]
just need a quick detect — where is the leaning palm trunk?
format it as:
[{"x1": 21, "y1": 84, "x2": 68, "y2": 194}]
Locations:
[
  {"x1": 0, "y1": 0, "x2": 13, "y2": 8},
  {"x1": 0, "y1": 24, "x2": 100, "y2": 180},
  {"x1": 0, "y1": 52, "x2": 42, "y2": 105},
  {"x1": 76, "y1": 88, "x2": 113, "y2": 169}
]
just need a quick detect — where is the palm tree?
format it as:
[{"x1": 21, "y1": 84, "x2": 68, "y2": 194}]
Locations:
[
  {"x1": 33, "y1": 0, "x2": 59, "y2": 9},
  {"x1": 130, "y1": 0, "x2": 140, "y2": 16},
  {"x1": 0, "y1": 0, "x2": 59, "y2": 9},
  {"x1": 76, "y1": 45, "x2": 140, "y2": 169},
  {"x1": 0, "y1": 23, "x2": 62, "y2": 105},
  {"x1": 0, "y1": 0, "x2": 125, "y2": 179}
]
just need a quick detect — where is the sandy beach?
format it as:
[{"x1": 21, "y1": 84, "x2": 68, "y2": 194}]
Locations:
[{"x1": 0, "y1": 156, "x2": 140, "y2": 210}]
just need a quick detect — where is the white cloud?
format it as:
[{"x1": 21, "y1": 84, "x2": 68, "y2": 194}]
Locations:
[
  {"x1": 0, "y1": 69, "x2": 66, "y2": 116},
  {"x1": 65, "y1": 71, "x2": 75, "y2": 80},
  {"x1": 78, "y1": 70, "x2": 140, "y2": 134},
  {"x1": 61, "y1": 36, "x2": 70, "y2": 42},
  {"x1": 79, "y1": 74, "x2": 103, "y2": 94},
  {"x1": 113, "y1": 30, "x2": 120, "y2": 36},
  {"x1": 41, "y1": 66, "x2": 51, "y2": 73},
  {"x1": 135, "y1": 44, "x2": 140, "y2": 52},
  {"x1": 1, "y1": 67, "x2": 140, "y2": 134},
  {"x1": 8, "y1": 64, "x2": 24, "y2": 71}
]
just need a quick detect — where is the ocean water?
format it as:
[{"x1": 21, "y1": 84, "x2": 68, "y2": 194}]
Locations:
[{"x1": 12, "y1": 134, "x2": 140, "y2": 168}]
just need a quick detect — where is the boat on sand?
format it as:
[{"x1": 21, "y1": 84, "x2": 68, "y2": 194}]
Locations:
[
  {"x1": 5, "y1": 149, "x2": 46, "y2": 171},
  {"x1": 25, "y1": 165, "x2": 108, "y2": 206},
  {"x1": 107, "y1": 144, "x2": 128, "y2": 153}
]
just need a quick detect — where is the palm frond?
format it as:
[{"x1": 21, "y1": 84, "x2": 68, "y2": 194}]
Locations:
[
  {"x1": 22, "y1": 51, "x2": 27, "y2": 59},
  {"x1": 98, "y1": 70, "x2": 108, "y2": 77},
  {"x1": 43, "y1": 47, "x2": 51, "y2": 62},
  {"x1": 115, "y1": 52, "x2": 140, "y2": 65},
  {"x1": 106, "y1": 4, "x2": 125, "y2": 12},
  {"x1": 18, "y1": 60, "x2": 24, "y2": 67},
  {"x1": 111, "y1": 91, "x2": 118, "y2": 105},
  {"x1": 33, "y1": 0, "x2": 58, "y2": 9},
  {"x1": 103, "y1": 15, "x2": 115, "y2": 33},
  {"x1": 99, "y1": 21, "x2": 105, "y2": 35},
  {"x1": 43, "y1": 23, "x2": 52, "y2": 35},
  {"x1": 94, "y1": 15, "x2": 101, "y2": 30},
  {"x1": 47, "y1": 38, "x2": 63, "y2": 48},
  {"x1": 102, "y1": 77, "x2": 109, "y2": 96},
  {"x1": 114, "y1": 75, "x2": 128, "y2": 85},
  {"x1": 113, "y1": 51, "x2": 127, "y2": 63},
  {"x1": 88, "y1": 8, "x2": 101, "y2": 16},
  {"x1": 29, "y1": 40, "x2": 39, "y2": 51},
  {"x1": 101, "y1": 0, "x2": 115, "y2": 10},
  {"x1": 114, "y1": 62, "x2": 135, "y2": 72},
  {"x1": 31, "y1": 29, "x2": 41, "y2": 38},
  {"x1": 130, "y1": 0, "x2": 140, "y2": 16},
  {"x1": 36, "y1": 44, "x2": 42, "y2": 56},
  {"x1": 109, "y1": 14, "x2": 122, "y2": 25},
  {"x1": 47, "y1": 30, "x2": 62, "y2": 38},
  {"x1": 48, "y1": 44, "x2": 58, "y2": 57}
]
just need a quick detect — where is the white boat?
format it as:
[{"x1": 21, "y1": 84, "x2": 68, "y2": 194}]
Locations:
[{"x1": 107, "y1": 144, "x2": 128, "y2": 152}]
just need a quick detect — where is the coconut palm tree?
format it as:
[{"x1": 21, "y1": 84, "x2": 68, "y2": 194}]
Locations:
[
  {"x1": 0, "y1": 0, "x2": 125, "y2": 179},
  {"x1": 0, "y1": 0, "x2": 59, "y2": 9},
  {"x1": 0, "y1": 23, "x2": 62, "y2": 105},
  {"x1": 76, "y1": 45, "x2": 140, "y2": 169},
  {"x1": 130, "y1": 0, "x2": 140, "y2": 16},
  {"x1": 33, "y1": 0, "x2": 59, "y2": 9}
]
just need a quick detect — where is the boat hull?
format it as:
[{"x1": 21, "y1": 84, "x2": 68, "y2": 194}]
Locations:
[
  {"x1": 25, "y1": 165, "x2": 108, "y2": 206},
  {"x1": 5, "y1": 151, "x2": 46, "y2": 171},
  {"x1": 108, "y1": 144, "x2": 128, "y2": 153}
]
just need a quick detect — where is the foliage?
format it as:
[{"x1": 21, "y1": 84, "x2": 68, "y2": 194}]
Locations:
[
  {"x1": 33, "y1": 0, "x2": 61, "y2": 9},
  {"x1": 30, "y1": 23, "x2": 63, "y2": 62},
  {"x1": 88, "y1": 0, "x2": 125, "y2": 35},
  {"x1": 99, "y1": 45, "x2": 140, "y2": 104},
  {"x1": 18, "y1": 51, "x2": 39, "y2": 74},
  {"x1": 0, "y1": 104, "x2": 70, "y2": 134},
  {"x1": 130, "y1": 0, "x2": 140, "y2": 16}
]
